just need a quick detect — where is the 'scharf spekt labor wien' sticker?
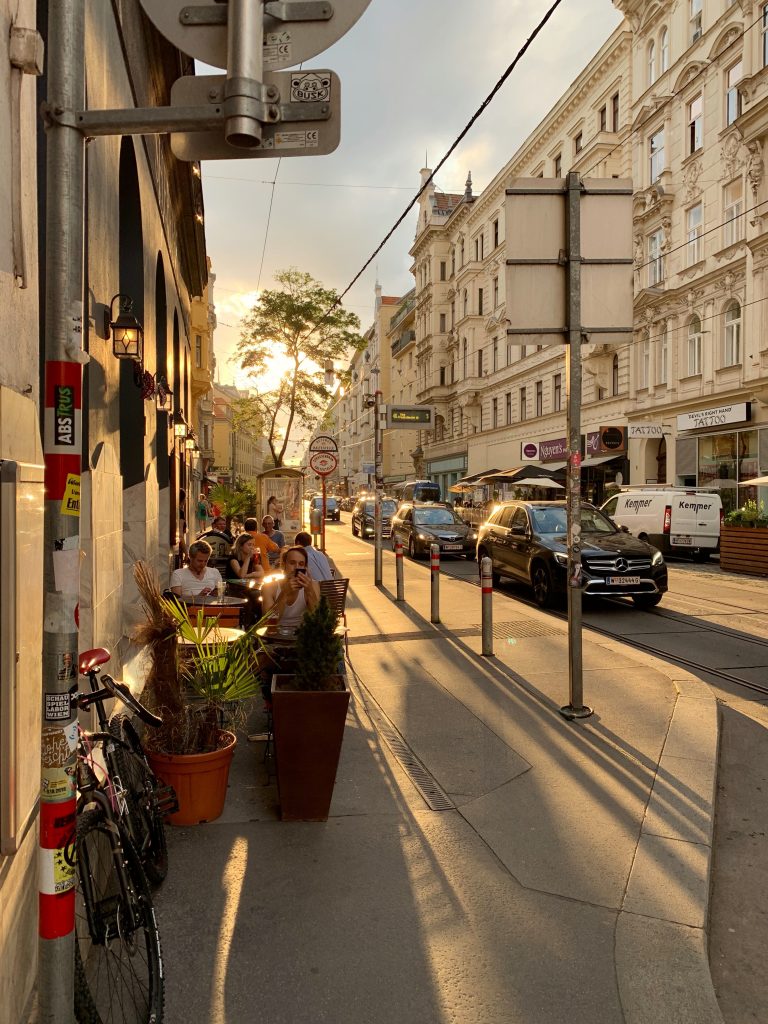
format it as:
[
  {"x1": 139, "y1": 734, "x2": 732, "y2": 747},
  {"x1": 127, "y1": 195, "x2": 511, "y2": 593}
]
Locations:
[{"x1": 61, "y1": 473, "x2": 80, "y2": 516}]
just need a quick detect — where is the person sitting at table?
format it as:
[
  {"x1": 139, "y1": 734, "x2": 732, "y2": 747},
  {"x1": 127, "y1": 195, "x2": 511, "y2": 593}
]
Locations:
[
  {"x1": 294, "y1": 531, "x2": 336, "y2": 581},
  {"x1": 261, "y1": 545, "x2": 320, "y2": 629},
  {"x1": 261, "y1": 514, "x2": 285, "y2": 567},
  {"x1": 243, "y1": 516, "x2": 280, "y2": 571},
  {"x1": 227, "y1": 534, "x2": 265, "y2": 583},
  {"x1": 170, "y1": 540, "x2": 223, "y2": 597},
  {"x1": 199, "y1": 515, "x2": 233, "y2": 544}
]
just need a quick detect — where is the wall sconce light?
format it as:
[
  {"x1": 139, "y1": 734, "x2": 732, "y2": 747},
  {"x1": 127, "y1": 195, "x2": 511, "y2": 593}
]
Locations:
[
  {"x1": 106, "y1": 293, "x2": 144, "y2": 364},
  {"x1": 173, "y1": 410, "x2": 188, "y2": 439},
  {"x1": 185, "y1": 433, "x2": 197, "y2": 451},
  {"x1": 155, "y1": 374, "x2": 174, "y2": 414}
]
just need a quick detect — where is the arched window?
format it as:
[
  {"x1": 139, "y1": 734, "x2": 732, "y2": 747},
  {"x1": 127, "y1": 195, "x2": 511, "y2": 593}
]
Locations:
[
  {"x1": 724, "y1": 300, "x2": 741, "y2": 366},
  {"x1": 648, "y1": 40, "x2": 656, "y2": 85},
  {"x1": 660, "y1": 28, "x2": 669, "y2": 73},
  {"x1": 687, "y1": 315, "x2": 702, "y2": 375},
  {"x1": 612, "y1": 353, "x2": 620, "y2": 395}
]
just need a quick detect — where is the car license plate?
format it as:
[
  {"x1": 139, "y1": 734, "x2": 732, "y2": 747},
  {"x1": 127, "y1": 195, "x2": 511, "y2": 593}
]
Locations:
[
  {"x1": 443, "y1": 543, "x2": 463, "y2": 551},
  {"x1": 671, "y1": 535, "x2": 692, "y2": 545},
  {"x1": 606, "y1": 575, "x2": 641, "y2": 585}
]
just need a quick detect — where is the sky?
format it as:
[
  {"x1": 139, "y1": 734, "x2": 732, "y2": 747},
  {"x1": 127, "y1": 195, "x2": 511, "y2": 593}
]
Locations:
[{"x1": 200, "y1": 0, "x2": 624, "y2": 452}]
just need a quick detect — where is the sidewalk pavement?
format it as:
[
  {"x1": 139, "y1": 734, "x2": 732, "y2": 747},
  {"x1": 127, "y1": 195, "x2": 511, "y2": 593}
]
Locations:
[{"x1": 154, "y1": 543, "x2": 724, "y2": 1024}]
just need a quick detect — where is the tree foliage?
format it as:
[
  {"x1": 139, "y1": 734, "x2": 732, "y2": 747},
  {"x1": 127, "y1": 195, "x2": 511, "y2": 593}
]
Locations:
[{"x1": 236, "y1": 268, "x2": 364, "y2": 467}]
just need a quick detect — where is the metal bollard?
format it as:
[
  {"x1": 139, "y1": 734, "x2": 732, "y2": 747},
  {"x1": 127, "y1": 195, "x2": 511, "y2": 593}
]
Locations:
[
  {"x1": 395, "y1": 540, "x2": 404, "y2": 601},
  {"x1": 481, "y1": 556, "x2": 494, "y2": 657},
  {"x1": 430, "y1": 543, "x2": 440, "y2": 623}
]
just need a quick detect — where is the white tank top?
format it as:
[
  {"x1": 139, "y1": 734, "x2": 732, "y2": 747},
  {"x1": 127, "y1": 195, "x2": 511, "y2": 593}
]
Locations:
[{"x1": 277, "y1": 586, "x2": 307, "y2": 628}]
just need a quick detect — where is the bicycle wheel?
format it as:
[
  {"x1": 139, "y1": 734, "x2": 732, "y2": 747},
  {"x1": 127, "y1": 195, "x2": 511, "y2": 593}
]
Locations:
[
  {"x1": 109, "y1": 714, "x2": 169, "y2": 885},
  {"x1": 74, "y1": 807, "x2": 164, "y2": 1024}
]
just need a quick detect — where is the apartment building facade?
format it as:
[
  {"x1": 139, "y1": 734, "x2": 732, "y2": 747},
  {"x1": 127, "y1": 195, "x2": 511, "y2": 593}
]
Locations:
[
  {"x1": 190, "y1": 257, "x2": 217, "y2": 492},
  {"x1": 212, "y1": 383, "x2": 268, "y2": 486}
]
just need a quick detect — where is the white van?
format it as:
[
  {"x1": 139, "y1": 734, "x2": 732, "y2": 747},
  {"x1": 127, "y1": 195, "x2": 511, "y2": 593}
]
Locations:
[{"x1": 600, "y1": 488, "x2": 722, "y2": 560}]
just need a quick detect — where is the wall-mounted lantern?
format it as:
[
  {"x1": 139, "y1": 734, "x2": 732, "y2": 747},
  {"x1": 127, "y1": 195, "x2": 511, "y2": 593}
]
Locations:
[{"x1": 106, "y1": 293, "x2": 143, "y2": 364}]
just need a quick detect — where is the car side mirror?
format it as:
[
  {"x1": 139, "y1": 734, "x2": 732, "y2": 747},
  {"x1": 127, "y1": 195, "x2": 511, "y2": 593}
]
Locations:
[{"x1": 618, "y1": 523, "x2": 630, "y2": 533}]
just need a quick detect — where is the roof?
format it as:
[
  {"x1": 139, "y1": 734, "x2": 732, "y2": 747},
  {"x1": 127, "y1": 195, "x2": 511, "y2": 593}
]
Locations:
[
  {"x1": 433, "y1": 193, "x2": 463, "y2": 213},
  {"x1": 380, "y1": 296, "x2": 400, "y2": 305}
]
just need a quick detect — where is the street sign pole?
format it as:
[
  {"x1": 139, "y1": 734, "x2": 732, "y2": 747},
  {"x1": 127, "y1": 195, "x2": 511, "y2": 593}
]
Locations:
[{"x1": 374, "y1": 389, "x2": 383, "y2": 586}]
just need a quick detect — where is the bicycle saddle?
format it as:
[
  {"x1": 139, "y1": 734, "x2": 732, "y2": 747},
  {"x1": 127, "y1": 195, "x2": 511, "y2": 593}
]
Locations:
[{"x1": 79, "y1": 647, "x2": 111, "y2": 674}]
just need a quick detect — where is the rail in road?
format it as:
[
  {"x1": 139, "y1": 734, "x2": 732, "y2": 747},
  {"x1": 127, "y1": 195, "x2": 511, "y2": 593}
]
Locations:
[{"x1": 341, "y1": 521, "x2": 768, "y2": 703}]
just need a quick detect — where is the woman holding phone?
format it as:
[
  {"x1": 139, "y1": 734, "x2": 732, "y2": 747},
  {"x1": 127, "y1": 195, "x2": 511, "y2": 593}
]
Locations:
[{"x1": 261, "y1": 545, "x2": 319, "y2": 630}]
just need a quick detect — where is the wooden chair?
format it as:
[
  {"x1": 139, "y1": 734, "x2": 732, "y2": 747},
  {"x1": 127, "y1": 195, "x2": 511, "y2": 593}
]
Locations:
[{"x1": 318, "y1": 578, "x2": 350, "y2": 653}]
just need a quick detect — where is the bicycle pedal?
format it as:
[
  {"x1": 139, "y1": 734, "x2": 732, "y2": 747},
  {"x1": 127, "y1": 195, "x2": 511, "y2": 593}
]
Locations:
[{"x1": 154, "y1": 785, "x2": 179, "y2": 817}]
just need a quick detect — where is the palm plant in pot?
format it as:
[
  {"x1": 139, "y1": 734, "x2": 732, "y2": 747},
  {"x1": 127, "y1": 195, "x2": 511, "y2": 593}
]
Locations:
[
  {"x1": 271, "y1": 597, "x2": 350, "y2": 821},
  {"x1": 133, "y1": 563, "x2": 263, "y2": 824}
]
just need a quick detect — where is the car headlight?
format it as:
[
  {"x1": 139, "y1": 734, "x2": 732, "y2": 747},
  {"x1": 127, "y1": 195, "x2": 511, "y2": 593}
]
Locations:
[
  {"x1": 467, "y1": 531, "x2": 477, "y2": 540},
  {"x1": 553, "y1": 551, "x2": 568, "y2": 566},
  {"x1": 417, "y1": 533, "x2": 430, "y2": 541},
  {"x1": 651, "y1": 549, "x2": 664, "y2": 566}
]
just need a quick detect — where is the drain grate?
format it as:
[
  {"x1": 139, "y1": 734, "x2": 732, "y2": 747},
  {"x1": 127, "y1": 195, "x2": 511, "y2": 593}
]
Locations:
[
  {"x1": 347, "y1": 672, "x2": 454, "y2": 812},
  {"x1": 472, "y1": 618, "x2": 564, "y2": 640},
  {"x1": 349, "y1": 630, "x2": 439, "y2": 646}
]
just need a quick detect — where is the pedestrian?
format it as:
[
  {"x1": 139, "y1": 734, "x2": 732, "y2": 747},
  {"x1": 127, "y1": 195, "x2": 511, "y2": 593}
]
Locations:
[{"x1": 195, "y1": 492, "x2": 211, "y2": 533}]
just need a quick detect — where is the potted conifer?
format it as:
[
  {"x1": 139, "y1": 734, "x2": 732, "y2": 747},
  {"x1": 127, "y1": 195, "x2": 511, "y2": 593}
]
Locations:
[{"x1": 271, "y1": 597, "x2": 350, "y2": 821}]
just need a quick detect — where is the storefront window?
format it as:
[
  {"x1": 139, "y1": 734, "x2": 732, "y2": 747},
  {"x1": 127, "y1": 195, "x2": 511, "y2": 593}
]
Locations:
[{"x1": 697, "y1": 429, "x2": 758, "y2": 513}]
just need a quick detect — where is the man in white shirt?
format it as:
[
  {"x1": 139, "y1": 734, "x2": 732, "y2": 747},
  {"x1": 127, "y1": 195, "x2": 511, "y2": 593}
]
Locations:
[
  {"x1": 294, "y1": 531, "x2": 335, "y2": 581},
  {"x1": 170, "y1": 540, "x2": 223, "y2": 597}
]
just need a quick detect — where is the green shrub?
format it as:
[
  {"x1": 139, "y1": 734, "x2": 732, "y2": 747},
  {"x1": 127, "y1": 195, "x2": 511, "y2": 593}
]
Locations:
[
  {"x1": 723, "y1": 499, "x2": 768, "y2": 528},
  {"x1": 293, "y1": 598, "x2": 344, "y2": 691}
]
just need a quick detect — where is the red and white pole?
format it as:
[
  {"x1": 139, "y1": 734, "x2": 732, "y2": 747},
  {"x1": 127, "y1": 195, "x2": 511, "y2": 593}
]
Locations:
[
  {"x1": 321, "y1": 476, "x2": 327, "y2": 553},
  {"x1": 430, "y1": 543, "x2": 440, "y2": 623},
  {"x1": 481, "y1": 556, "x2": 494, "y2": 657},
  {"x1": 395, "y1": 539, "x2": 404, "y2": 602}
]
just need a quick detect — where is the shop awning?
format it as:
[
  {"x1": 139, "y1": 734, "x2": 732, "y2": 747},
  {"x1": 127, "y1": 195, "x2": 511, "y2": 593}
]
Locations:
[
  {"x1": 449, "y1": 469, "x2": 499, "y2": 492},
  {"x1": 476, "y1": 465, "x2": 563, "y2": 484},
  {"x1": 742, "y1": 475, "x2": 768, "y2": 485},
  {"x1": 580, "y1": 455, "x2": 622, "y2": 468}
]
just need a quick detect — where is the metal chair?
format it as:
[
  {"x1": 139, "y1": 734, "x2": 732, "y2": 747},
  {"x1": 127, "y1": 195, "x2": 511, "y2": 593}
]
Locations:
[{"x1": 318, "y1": 577, "x2": 350, "y2": 653}]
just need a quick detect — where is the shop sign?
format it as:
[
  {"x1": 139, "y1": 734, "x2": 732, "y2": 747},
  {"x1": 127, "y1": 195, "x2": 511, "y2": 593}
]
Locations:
[
  {"x1": 599, "y1": 425, "x2": 627, "y2": 454},
  {"x1": 677, "y1": 403, "x2": 750, "y2": 431},
  {"x1": 520, "y1": 441, "x2": 540, "y2": 461},
  {"x1": 627, "y1": 423, "x2": 664, "y2": 439},
  {"x1": 523, "y1": 433, "x2": 601, "y2": 462},
  {"x1": 539, "y1": 436, "x2": 567, "y2": 462}
]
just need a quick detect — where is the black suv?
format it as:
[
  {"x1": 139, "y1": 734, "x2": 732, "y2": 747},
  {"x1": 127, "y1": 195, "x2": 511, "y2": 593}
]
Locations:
[
  {"x1": 309, "y1": 495, "x2": 340, "y2": 521},
  {"x1": 351, "y1": 497, "x2": 397, "y2": 538},
  {"x1": 476, "y1": 500, "x2": 667, "y2": 609},
  {"x1": 391, "y1": 502, "x2": 478, "y2": 559}
]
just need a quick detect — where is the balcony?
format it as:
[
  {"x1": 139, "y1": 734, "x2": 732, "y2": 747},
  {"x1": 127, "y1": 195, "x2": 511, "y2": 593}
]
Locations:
[
  {"x1": 389, "y1": 291, "x2": 416, "y2": 332},
  {"x1": 391, "y1": 329, "x2": 416, "y2": 358}
]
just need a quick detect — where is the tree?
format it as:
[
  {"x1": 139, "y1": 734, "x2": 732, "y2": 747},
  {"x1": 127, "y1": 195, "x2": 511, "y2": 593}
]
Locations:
[{"x1": 235, "y1": 268, "x2": 364, "y2": 467}]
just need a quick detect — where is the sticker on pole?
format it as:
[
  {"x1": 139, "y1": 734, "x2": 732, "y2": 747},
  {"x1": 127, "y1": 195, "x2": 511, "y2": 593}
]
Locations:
[
  {"x1": 61, "y1": 473, "x2": 80, "y2": 516},
  {"x1": 309, "y1": 452, "x2": 337, "y2": 477}
]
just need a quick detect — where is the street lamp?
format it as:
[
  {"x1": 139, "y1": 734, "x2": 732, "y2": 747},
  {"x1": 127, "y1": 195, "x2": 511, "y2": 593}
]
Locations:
[
  {"x1": 106, "y1": 293, "x2": 143, "y2": 363},
  {"x1": 154, "y1": 374, "x2": 174, "y2": 414},
  {"x1": 173, "y1": 410, "x2": 188, "y2": 439}
]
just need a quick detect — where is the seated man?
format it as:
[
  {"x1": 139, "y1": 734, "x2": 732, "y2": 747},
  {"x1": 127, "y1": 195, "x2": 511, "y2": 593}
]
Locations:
[
  {"x1": 261, "y1": 514, "x2": 285, "y2": 567},
  {"x1": 294, "y1": 531, "x2": 336, "y2": 581},
  {"x1": 170, "y1": 540, "x2": 223, "y2": 597},
  {"x1": 244, "y1": 516, "x2": 280, "y2": 571},
  {"x1": 199, "y1": 515, "x2": 233, "y2": 544}
]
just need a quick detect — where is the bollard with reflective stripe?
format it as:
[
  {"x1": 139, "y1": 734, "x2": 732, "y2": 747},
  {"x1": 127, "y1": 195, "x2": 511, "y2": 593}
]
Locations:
[
  {"x1": 395, "y1": 540, "x2": 404, "y2": 602},
  {"x1": 430, "y1": 543, "x2": 440, "y2": 623},
  {"x1": 481, "y1": 556, "x2": 494, "y2": 657}
]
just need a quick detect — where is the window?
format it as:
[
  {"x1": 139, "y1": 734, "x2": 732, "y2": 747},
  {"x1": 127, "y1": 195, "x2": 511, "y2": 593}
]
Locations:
[
  {"x1": 478, "y1": 288, "x2": 484, "y2": 316},
  {"x1": 195, "y1": 334, "x2": 202, "y2": 368},
  {"x1": 599, "y1": 105, "x2": 607, "y2": 131},
  {"x1": 493, "y1": 276, "x2": 499, "y2": 307},
  {"x1": 519, "y1": 387, "x2": 527, "y2": 421},
  {"x1": 492, "y1": 337, "x2": 498, "y2": 371},
  {"x1": 439, "y1": 312, "x2": 446, "y2": 333},
  {"x1": 477, "y1": 350, "x2": 483, "y2": 377},
  {"x1": 724, "y1": 179, "x2": 744, "y2": 246},
  {"x1": 479, "y1": 234, "x2": 484, "y2": 260},
  {"x1": 686, "y1": 203, "x2": 703, "y2": 265},
  {"x1": 650, "y1": 128, "x2": 665, "y2": 183},
  {"x1": 574, "y1": 132, "x2": 583, "y2": 154},
  {"x1": 439, "y1": 365, "x2": 446, "y2": 386},
  {"x1": 660, "y1": 28, "x2": 669, "y2": 73},
  {"x1": 554, "y1": 153, "x2": 562, "y2": 177},
  {"x1": 492, "y1": 398, "x2": 498, "y2": 428},
  {"x1": 687, "y1": 315, "x2": 702, "y2": 375},
  {"x1": 451, "y1": 248, "x2": 456, "y2": 276},
  {"x1": 612, "y1": 354, "x2": 620, "y2": 395},
  {"x1": 726, "y1": 61, "x2": 743, "y2": 126},
  {"x1": 450, "y1": 300, "x2": 455, "y2": 328},
  {"x1": 535, "y1": 381, "x2": 543, "y2": 417},
  {"x1": 505, "y1": 391, "x2": 512, "y2": 425},
  {"x1": 463, "y1": 289, "x2": 468, "y2": 317},
  {"x1": 659, "y1": 325, "x2": 668, "y2": 384},
  {"x1": 724, "y1": 300, "x2": 741, "y2": 366},
  {"x1": 763, "y1": 4, "x2": 768, "y2": 68},
  {"x1": 648, "y1": 228, "x2": 664, "y2": 286},
  {"x1": 493, "y1": 218, "x2": 499, "y2": 248},
  {"x1": 460, "y1": 239, "x2": 465, "y2": 266},
  {"x1": 553, "y1": 373, "x2": 562, "y2": 412},
  {"x1": 690, "y1": 0, "x2": 702, "y2": 43},
  {"x1": 462, "y1": 338, "x2": 467, "y2": 377},
  {"x1": 474, "y1": 238, "x2": 479, "y2": 261},
  {"x1": 648, "y1": 40, "x2": 656, "y2": 85},
  {"x1": 640, "y1": 336, "x2": 650, "y2": 389},
  {"x1": 612, "y1": 92, "x2": 620, "y2": 131},
  {"x1": 688, "y1": 94, "x2": 703, "y2": 153},
  {"x1": 440, "y1": 260, "x2": 446, "y2": 281}
]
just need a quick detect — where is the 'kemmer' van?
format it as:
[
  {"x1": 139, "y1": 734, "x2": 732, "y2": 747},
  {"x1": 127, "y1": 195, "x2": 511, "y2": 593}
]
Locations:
[{"x1": 600, "y1": 489, "x2": 723, "y2": 560}]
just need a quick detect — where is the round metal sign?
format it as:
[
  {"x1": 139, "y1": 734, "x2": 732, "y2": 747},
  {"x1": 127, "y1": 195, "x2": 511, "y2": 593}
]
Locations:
[
  {"x1": 308, "y1": 434, "x2": 338, "y2": 453},
  {"x1": 140, "y1": 0, "x2": 373, "y2": 71},
  {"x1": 309, "y1": 451, "x2": 337, "y2": 476}
]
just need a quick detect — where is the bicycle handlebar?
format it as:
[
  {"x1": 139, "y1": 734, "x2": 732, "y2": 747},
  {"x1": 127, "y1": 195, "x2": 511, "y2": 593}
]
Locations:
[{"x1": 98, "y1": 674, "x2": 163, "y2": 730}]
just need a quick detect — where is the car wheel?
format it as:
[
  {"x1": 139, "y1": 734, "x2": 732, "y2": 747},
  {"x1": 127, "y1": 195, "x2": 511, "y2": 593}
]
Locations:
[
  {"x1": 351, "y1": 521, "x2": 358, "y2": 536},
  {"x1": 408, "y1": 537, "x2": 418, "y2": 560},
  {"x1": 531, "y1": 561, "x2": 555, "y2": 608},
  {"x1": 632, "y1": 593, "x2": 663, "y2": 609}
]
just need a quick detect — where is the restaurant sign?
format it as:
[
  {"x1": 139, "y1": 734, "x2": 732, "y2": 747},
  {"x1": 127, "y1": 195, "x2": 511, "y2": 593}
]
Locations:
[
  {"x1": 521, "y1": 432, "x2": 602, "y2": 463},
  {"x1": 677, "y1": 403, "x2": 750, "y2": 431}
]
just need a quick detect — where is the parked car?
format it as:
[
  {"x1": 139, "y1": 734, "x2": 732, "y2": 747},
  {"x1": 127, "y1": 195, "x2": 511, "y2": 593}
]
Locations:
[
  {"x1": 309, "y1": 495, "x2": 340, "y2": 521},
  {"x1": 392, "y1": 480, "x2": 441, "y2": 506},
  {"x1": 476, "y1": 500, "x2": 667, "y2": 609},
  {"x1": 600, "y1": 488, "x2": 722, "y2": 560},
  {"x1": 351, "y1": 498, "x2": 397, "y2": 538},
  {"x1": 391, "y1": 502, "x2": 478, "y2": 559}
]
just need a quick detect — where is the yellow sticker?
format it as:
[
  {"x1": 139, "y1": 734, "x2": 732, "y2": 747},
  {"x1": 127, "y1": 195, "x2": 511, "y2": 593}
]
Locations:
[
  {"x1": 61, "y1": 473, "x2": 80, "y2": 517},
  {"x1": 41, "y1": 765, "x2": 75, "y2": 802}
]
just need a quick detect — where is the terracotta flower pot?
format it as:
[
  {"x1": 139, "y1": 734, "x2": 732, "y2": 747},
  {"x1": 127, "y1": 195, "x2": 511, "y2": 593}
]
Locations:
[
  {"x1": 147, "y1": 730, "x2": 236, "y2": 826},
  {"x1": 271, "y1": 675, "x2": 350, "y2": 821}
]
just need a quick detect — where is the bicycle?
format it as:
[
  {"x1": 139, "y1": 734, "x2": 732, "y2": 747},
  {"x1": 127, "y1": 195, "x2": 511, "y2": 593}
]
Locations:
[{"x1": 70, "y1": 646, "x2": 176, "y2": 1023}]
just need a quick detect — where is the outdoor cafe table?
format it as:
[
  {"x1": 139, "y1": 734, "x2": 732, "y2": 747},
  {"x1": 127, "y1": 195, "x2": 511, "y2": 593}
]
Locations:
[{"x1": 182, "y1": 594, "x2": 248, "y2": 628}]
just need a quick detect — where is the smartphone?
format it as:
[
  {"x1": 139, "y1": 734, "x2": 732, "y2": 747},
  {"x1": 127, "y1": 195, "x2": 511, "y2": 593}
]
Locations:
[{"x1": 296, "y1": 567, "x2": 306, "y2": 576}]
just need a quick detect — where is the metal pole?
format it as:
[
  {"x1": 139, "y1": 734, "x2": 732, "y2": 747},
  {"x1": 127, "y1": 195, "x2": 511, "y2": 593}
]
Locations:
[
  {"x1": 39, "y1": 1, "x2": 84, "y2": 1019},
  {"x1": 430, "y1": 543, "x2": 440, "y2": 623},
  {"x1": 561, "y1": 172, "x2": 592, "y2": 720},
  {"x1": 321, "y1": 476, "x2": 326, "y2": 553},
  {"x1": 374, "y1": 389, "x2": 383, "y2": 586},
  {"x1": 395, "y1": 539, "x2": 404, "y2": 601},
  {"x1": 225, "y1": 0, "x2": 264, "y2": 148},
  {"x1": 480, "y1": 556, "x2": 494, "y2": 657}
]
